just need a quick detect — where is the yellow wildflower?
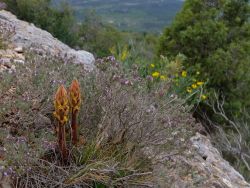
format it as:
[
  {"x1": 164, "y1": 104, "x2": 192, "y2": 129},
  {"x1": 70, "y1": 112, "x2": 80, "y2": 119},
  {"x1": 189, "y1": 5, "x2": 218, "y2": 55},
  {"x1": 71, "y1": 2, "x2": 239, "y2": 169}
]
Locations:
[
  {"x1": 152, "y1": 72, "x2": 160, "y2": 78},
  {"x1": 160, "y1": 75, "x2": 166, "y2": 80},
  {"x1": 186, "y1": 87, "x2": 192, "y2": 93},
  {"x1": 150, "y1": 64, "x2": 155, "y2": 68},
  {"x1": 201, "y1": 95, "x2": 207, "y2": 100},
  {"x1": 121, "y1": 46, "x2": 129, "y2": 61},
  {"x1": 191, "y1": 84, "x2": 197, "y2": 89},
  {"x1": 181, "y1": 71, "x2": 187, "y2": 77},
  {"x1": 109, "y1": 46, "x2": 116, "y2": 55},
  {"x1": 197, "y1": 81, "x2": 204, "y2": 86}
]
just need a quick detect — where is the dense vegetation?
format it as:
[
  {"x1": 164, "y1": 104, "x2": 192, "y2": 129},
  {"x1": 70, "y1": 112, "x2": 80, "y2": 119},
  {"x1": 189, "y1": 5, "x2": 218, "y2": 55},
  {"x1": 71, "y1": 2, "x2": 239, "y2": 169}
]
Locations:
[
  {"x1": 158, "y1": 0, "x2": 250, "y2": 116},
  {"x1": 2, "y1": 0, "x2": 250, "y2": 182},
  {"x1": 158, "y1": 0, "x2": 250, "y2": 180}
]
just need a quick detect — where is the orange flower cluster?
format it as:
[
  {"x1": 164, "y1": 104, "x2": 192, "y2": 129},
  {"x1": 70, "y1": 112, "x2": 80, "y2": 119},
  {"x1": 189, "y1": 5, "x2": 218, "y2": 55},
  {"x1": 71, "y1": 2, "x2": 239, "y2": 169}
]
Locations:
[
  {"x1": 69, "y1": 79, "x2": 82, "y2": 146},
  {"x1": 69, "y1": 80, "x2": 81, "y2": 114},
  {"x1": 53, "y1": 79, "x2": 82, "y2": 164},
  {"x1": 54, "y1": 85, "x2": 69, "y2": 125}
]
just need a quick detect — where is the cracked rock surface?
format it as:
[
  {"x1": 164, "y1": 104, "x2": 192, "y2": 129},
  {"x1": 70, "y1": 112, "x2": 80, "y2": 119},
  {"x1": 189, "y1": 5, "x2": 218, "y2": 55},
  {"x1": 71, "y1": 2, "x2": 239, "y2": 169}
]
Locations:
[{"x1": 0, "y1": 10, "x2": 95, "y2": 71}]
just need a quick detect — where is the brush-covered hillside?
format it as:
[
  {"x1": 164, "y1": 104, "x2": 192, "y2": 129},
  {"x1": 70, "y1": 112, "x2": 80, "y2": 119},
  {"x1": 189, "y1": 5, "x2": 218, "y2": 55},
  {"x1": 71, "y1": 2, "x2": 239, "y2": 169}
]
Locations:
[
  {"x1": 52, "y1": 0, "x2": 183, "y2": 32},
  {"x1": 0, "y1": 9, "x2": 250, "y2": 188},
  {"x1": 1, "y1": 0, "x2": 250, "y2": 187}
]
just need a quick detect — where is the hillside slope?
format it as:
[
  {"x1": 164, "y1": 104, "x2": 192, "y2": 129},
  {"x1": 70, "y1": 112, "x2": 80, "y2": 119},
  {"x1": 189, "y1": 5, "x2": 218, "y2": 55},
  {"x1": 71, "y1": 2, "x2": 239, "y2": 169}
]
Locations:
[
  {"x1": 52, "y1": 0, "x2": 183, "y2": 32},
  {"x1": 0, "y1": 10, "x2": 250, "y2": 187}
]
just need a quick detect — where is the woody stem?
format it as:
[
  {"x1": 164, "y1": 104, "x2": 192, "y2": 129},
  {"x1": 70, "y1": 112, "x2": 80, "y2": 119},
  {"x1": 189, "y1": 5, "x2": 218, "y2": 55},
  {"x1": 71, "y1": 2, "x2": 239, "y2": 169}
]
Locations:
[
  {"x1": 71, "y1": 110, "x2": 78, "y2": 146},
  {"x1": 58, "y1": 122, "x2": 68, "y2": 163}
]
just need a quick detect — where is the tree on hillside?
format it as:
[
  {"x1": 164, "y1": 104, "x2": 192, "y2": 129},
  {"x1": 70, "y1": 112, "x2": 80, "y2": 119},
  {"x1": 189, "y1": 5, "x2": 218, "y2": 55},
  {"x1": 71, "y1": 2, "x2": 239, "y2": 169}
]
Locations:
[
  {"x1": 158, "y1": 0, "x2": 250, "y2": 114},
  {"x1": 77, "y1": 10, "x2": 122, "y2": 57}
]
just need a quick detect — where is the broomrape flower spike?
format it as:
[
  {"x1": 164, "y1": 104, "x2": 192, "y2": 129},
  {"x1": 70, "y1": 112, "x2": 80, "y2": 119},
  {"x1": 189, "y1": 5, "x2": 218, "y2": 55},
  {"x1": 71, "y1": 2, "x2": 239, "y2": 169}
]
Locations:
[
  {"x1": 54, "y1": 85, "x2": 69, "y2": 163},
  {"x1": 69, "y1": 79, "x2": 82, "y2": 146},
  {"x1": 54, "y1": 85, "x2": 69, "y2": 125}
]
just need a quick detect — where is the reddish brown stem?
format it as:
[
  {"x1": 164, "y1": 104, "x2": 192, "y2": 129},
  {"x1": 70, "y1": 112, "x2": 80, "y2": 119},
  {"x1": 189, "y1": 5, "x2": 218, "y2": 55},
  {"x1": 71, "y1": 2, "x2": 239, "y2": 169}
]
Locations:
[
  {"x1": 71, "y1": 110, "x2": 78, "y2": 146},
  {"x1": 58, "y1": 122, "x2": 68, "y2": 164}
]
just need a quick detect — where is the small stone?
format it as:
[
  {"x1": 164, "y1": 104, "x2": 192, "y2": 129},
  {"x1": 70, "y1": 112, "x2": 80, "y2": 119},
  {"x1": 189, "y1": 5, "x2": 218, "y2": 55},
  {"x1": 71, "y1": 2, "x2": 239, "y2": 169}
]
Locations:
[
  {"x1": 14, "y1": 46, "x2": 23, "y2": 53},
  {"x1": 34, "y1": 114, "x2": 51, "y2": 128},
  {"x1": 13, "y1": 59, "x2": 24, "y2": 64}
]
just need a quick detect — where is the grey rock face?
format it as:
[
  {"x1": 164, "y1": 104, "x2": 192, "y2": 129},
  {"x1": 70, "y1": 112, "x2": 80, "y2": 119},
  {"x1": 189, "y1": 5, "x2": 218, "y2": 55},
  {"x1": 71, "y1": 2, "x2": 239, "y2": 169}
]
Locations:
[
  {"x1": 0, "y1": 10, "x2": 95, "y2": 70},
  {"x1": 190, "y1": 133, "x2": 250, "y2": 188}
]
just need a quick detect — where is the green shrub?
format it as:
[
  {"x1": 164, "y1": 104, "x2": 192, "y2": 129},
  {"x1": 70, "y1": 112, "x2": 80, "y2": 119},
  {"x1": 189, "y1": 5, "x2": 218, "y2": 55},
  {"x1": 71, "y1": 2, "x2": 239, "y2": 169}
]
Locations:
[
  {"x1": 158, "y1": 0, "x2": 250, "y2": 115},
  {"x1": 137, "y1": 54, "x2": 208, "y2": 107},
  {"x1": 77, "y1": 10, "x2": 123, "y2": 57}
]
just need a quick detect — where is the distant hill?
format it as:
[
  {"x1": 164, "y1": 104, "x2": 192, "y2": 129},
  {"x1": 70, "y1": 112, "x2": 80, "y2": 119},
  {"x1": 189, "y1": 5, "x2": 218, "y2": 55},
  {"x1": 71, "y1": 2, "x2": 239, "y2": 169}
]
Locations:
[{"x1": 52, "y1": 0, "x2": 183, "y2": 33}]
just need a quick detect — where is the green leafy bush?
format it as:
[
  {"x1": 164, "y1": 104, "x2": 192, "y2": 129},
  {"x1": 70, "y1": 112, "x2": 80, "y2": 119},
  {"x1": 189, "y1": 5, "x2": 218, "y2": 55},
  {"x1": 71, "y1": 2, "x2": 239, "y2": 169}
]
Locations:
[
  {"x1": 138, "y1": 54, "x2": 208, "y2": 106},
  {"x1": 158, "y1": 0, "x2": 250, "y2": 114},
  {"x1": 77, "y1": 10, "x2": 122, "y2": 57}
]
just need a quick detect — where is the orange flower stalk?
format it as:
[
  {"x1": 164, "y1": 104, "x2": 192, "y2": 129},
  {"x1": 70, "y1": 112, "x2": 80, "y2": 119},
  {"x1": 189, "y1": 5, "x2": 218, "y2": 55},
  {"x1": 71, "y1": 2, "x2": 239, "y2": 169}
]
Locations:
[
  {"x1": 69, "y1": 79, "x2": 81, "y2": 146},
  {"x1": 54, "y1": 85, "x2": 69, "y2": 163}
]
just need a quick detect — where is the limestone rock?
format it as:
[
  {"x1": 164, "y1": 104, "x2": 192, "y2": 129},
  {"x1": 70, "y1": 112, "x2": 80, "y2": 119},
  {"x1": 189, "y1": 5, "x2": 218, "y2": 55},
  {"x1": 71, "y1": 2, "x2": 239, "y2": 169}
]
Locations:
[
  {"x1": 142, "y1": 132, "x2": 250, "y2": 187},
  {"x1": 190, "y1": 133, "x2": 250, "y2": 188},
  {"x1": 0, "y1": 10, "x2": 95, "y2": 71},
  {"x1": 14, "y1": 46, "x2": 23, "y2": 53}
]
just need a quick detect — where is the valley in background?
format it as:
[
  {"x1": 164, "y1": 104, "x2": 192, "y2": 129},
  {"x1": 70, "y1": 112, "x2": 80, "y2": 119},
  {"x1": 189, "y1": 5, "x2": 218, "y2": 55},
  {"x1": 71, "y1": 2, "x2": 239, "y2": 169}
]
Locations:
[{"x1": 52, "y1": 0, "x2": 183, "y2": 33}]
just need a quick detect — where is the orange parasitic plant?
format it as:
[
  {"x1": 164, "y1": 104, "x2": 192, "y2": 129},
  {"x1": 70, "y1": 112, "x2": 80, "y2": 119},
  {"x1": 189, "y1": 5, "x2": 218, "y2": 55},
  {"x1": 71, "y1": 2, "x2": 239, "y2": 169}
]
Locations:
[
  {"x1": 69, "y1": 79, "x2": 81, "y2": 146},
  {"x1": 53, "y1": 85, "x2": 70, "y2": 163}
]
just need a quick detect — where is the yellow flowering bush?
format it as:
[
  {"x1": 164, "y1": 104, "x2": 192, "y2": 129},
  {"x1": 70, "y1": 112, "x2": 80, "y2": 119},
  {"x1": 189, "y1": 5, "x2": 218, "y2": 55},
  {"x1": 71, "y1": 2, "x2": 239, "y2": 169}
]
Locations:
[
  {"x1": 172, "y1": 68, "x2": 209, "y2": 104},
  {"x1": 138, "y1": 53, "x2": 209, "y2": 105},
  {"x1": 144, "y1": 54, "x2": 209, "y2": 105},
  {"x1": 145, "y1": 54, "x2": 184, "y2": 83},
  {"x1": 109, "y1": 45, "x2": 130, "y2": 62}
]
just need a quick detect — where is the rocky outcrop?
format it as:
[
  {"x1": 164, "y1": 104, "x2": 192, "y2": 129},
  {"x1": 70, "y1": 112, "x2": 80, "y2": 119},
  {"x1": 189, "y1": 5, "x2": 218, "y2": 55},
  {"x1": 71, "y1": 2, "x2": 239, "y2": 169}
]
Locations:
[
  {"x1": 190, "y1": 133, "x2": 250, "y2": 188},
  {"x1": 0, "y1": 47, "x2": 25, "y2": 73},
  {"x1": 0, "y1": 10, "x2": 95, "y2": 70},
  {"x1": 143, "y1": 132, "x2": 250, "y2": 188}
]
